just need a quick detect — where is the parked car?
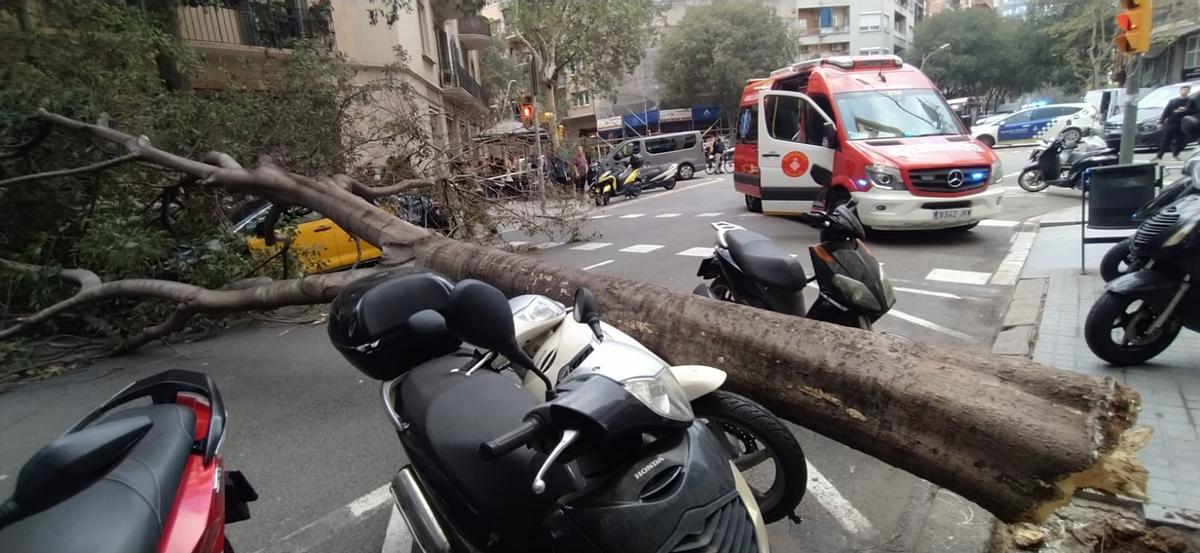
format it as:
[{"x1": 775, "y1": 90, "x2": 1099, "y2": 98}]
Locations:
[
  {"x1": 599, "y1": 130, "x2": 705, "y2": 180},
  {"x1": 971, "y1": 103, "x2": 1098, "y2": 148},
  {"x1": 1103, "y1": 81, "x2": 1200, "y2": 151}
]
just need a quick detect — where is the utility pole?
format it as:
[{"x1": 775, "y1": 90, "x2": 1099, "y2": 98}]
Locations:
[{"x1": 1114, "y1": 0, "x2": 1152, "y2": 164}]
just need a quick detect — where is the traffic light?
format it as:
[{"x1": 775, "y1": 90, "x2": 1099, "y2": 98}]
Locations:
[
  {"x1": 1115, "y1": 0, "x2": 1152, "y2": 54},
  {"x1": 519, "y1": 95, "x2": 534, "y2": 127}
]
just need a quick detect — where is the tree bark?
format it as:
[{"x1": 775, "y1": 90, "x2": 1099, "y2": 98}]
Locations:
[{"x1": 3, "y1": 111, "x2": 1149, "y2": 525}]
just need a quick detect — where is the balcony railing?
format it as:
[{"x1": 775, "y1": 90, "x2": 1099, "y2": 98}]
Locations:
[
  {"x1": 457, "y1": 14, "x2": 492, "y2": 50},
  {"x1": 179, "y1": 1, "x2": 334, "y2": 50},
  {"x1": 441, "y1": 62, "x2": 484, "y2": 104},
  {"x1": 799, "y1": 25, "x2": 850, "y2": 36}
]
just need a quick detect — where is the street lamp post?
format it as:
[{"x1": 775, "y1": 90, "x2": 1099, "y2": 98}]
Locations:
[{"x1": 920, "y1": 42, "x2": 951, "y2": 70}]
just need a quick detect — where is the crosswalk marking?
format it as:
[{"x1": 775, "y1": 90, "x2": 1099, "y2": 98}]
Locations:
[
  {"x1": 507, "y1": 241, "x2": 528, "y2": 247},
  {"x1": 655, "y1": 213, "x2": 682, "y2": 218},
  {"x1": 582, "y1": 259, "x2": 614, "y2": 271},
  {"x1": 618, "y1": 213, "x2": 645, "y2": 219},
  {"x1": 977, "y1": 219, "x2": 1020, "y2": 228},
  {"x1": 676, "y1": 247, "x2": 713, "y2": 257},
  {"x1": 620, "y1": 244, "x2": 664, "y2": 253},
  {"x1": 534, "y1": 241, "x2": 563, "y2": 250},
  {"x1": 695, "y1": 212, "x2": 723, "y2": 217},
  {"x1": 589, "y1": 214, "x2": 612, "y2": 219},
  {"x1": 925, "y1": 268, "x2": 992, "y2": 286},
  {"x1": 571, "y1": 242, "x2": 612, "y2": 251}
]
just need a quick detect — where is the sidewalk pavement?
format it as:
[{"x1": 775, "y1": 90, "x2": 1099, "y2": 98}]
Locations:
[{"x1": 1019, "y1": 207, "x2": 1200, "y2": 528}]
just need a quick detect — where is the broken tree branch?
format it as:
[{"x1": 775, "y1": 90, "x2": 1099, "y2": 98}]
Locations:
[{"x1": 0, "y1": 152, "x2": 140, "y2": 187}]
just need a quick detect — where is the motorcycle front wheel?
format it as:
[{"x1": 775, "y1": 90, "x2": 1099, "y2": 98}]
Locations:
[
  {"x1": 1084, "y1": 291, "x2": 1182, "y2": 366},
  {"x1": 693, "y1": 391, "x2": 807, "y2": 523},
  {"x1": 1018, "y1": 169, "x2": 1049, "y2": 192},
  {"x1": 1099, "y1": 238, "x2": 1139, "y2": 282}
]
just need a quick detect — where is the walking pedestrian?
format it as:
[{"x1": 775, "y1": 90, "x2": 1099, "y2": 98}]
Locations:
[
  {"x1": 712, "y1": 135, "x2": 726, "y2": 174},
  {"x1": 573, "y1": 145, "x2": 589, "y2": 190},
  {"x1": 1157, "y1": 85, "x2": 1196, "y2": 161}
]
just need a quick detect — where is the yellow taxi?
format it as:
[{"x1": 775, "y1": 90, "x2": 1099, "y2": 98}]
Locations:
[{"x1": 234, "y1": 204, "x2": 382, "y2": 274}]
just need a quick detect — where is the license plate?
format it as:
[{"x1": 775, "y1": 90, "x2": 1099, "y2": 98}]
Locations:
[{"x1": 933, "y1": 208, "x2": 972, "y2": 220}]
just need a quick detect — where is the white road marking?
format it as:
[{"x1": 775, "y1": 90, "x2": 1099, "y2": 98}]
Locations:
[
  {"x1": 976, "y1": 219, "x2": 1020, "y2": 228},
  {"x1": 887, "y1": 309, "x2": 976, "y2": 342},
  {"x1": 618, "y1": 213, "x2": 645, "y2": 219},
  {"x1": 590, "y1": 214, "x2": 612, "y2": 219},
  {"x1": 655, "y1": 213, "x2": 682, "y2": 218},
  {"x1": 582, "y1": 259, "x2": 614, "y2": 270},
  {"x1": 507, "y1": 241, "x2": 528, "y2": 247},
  {"x1": 1003, "y1": 171, "x2": 1023, "y2": 179},
  {"x1": 620, "y1": 244, "x2": 664, "y2": 253},
  {"x1": 695, "y1": 212, "x2": 723, "y2": 217},
  {"x1": 0, "y1": 474, "x2": 7, "y2": 481},
  {"x1": 806, "y1": 460, "x2": 876, "y2": 536},
  {"x1": 990, "y1": 231, "x2": 1038, "y2": 285},
  {"x1": 676, "y1": 247, "x2": 714, "y2": 257},
  {"x1": 739, "y1": 213, "x2": 764, "y2": 218},
  {"x1": 925, "y1": 268, "x2": 992, "y2": 286},
  {"x1": 348, "y1": 485, "x2": 392, "y2": 517},
  {"x1": 892, "y1": 286, "x2": 963, "y2": 300},
  {"x1": 571, "y1": 242, "x2": 612, "y2": 251},
  {"x1": 381, "y1": 506, "x2": 413, "y2": 553},
  {"x1": 533, "y1": 241, "x2": 564, "y2": 250}
]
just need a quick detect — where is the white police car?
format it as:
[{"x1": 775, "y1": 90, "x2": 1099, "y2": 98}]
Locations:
[{"x1": 971, "y1": 103, "x2": 1098, "y2": 148}]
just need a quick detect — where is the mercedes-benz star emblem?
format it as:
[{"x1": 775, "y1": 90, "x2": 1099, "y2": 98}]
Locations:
[{"x1": 947, "y1": 169, "x2": 965, "y2": 188}]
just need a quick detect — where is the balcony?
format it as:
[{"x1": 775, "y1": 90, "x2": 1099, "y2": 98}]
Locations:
[
  {"x1": 178, "y1": 1, "x2": 334, "y2": 52},
  {"x1": 457, "y1": 14, "x2": 492, "y2": 50},
  {"x1": 797, "y1": 25, "x2": 850, "y2": 44},
  {"x1": 441, "y1": 62, "x2": 485, "y2": 106}
]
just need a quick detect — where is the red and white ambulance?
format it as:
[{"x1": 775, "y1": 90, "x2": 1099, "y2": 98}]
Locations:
[{"x1": 733, "y1": 55, "x2": 1004, "y2": 230}]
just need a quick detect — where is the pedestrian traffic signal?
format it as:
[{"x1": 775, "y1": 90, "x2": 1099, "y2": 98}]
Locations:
[{"x1": 1115, "y1": 0, "x2": 1152, "y2": 54}]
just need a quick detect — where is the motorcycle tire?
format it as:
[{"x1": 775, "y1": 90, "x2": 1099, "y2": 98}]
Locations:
[
  {"x1": 692, "y1": 390, "x2": 807, "y2": 524},
  {"x1": 723, "y1": 158, "x2": 735, "y2": 173},
  {"x1": 1084, "y1": 291, "x2": 1182, "y2": 366},
  {"x1": 663, "y1": 179, "x2": 676, "y2": 190},
  {"x1": 602, "y1": 193, "x2": 610, "y2": 206},
  {"x1": 627, "y1": 184, "x2": 642, "y2": 198},
  {"x1": 593, "y1": 194, "x2": 602, "y2": 206},
  {"x1": 1018, "y1": 169, "x2": 1050, "y2": 192},
  {"x1": 704, "y1": 162, "x2": 716, "y2": 175},
  {"x1": 1100, "y1": 238, "x2": 1137, "y2": 283}
]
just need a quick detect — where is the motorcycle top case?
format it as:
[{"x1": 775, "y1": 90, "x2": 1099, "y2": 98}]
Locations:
[{"x1": 327, "y1": 268, "x2": 462, "y2": 380}]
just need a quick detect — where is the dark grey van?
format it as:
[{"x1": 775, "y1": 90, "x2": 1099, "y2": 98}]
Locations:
[{"x1": 601, "y1": 131, "x2": 706, "y2": 180}]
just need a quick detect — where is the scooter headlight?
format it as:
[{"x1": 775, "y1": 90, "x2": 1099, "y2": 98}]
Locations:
[
  {"x1": 865, "y1": 164, "x2": 903, "y2": 190},
  {"x1": 622, "y1": 369, "x2": 694, "y2": 422},
  {"x1": 831, "y1": 274, "x2": 883, "y2": 312},
  {"x1": 512, "y1": 295, "x2": 566, "y2": 323},
  {"x1": 1164, "y1": 221, "x2": 1197, "y2": 247},
  {"x1": 990, "y1": 160, "x2": 1003, "y2": 185}
]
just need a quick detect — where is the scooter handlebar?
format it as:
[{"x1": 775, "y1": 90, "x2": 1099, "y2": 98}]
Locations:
[{"x1": 479, "y1": 416, "x2": 545, "y2": 461}]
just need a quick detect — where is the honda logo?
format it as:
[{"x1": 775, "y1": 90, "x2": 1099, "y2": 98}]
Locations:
[{"x1": 947, "y1": 169, "x2": 965, "y2": 188}]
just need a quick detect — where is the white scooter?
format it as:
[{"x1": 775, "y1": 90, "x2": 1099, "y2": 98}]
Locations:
[{"x1": 507, "y1": 289, "x2": 807, "y2": 523}]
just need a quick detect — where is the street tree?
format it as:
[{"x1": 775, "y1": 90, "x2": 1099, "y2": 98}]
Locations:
[
  {"x1": 1025, "y1": 0, "x2": 1118, "y2": 93},
  {"x1": 910, "y1": 8, "x2": 1045, "y2": 108},
  {"x1": 503, "y1": 0, "x2": 662, "y2": 129},
  {"x1": 0, "y1": 106, "x2": 1149, "y2": 525},
  {"x1": 655, "y1": 2, "x2": 797, "y2": 127}
]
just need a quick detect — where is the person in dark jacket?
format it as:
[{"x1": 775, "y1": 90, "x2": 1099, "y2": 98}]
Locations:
[
  {"x1": 1157, "y1": 85, "x2": 1196, "y2": 161},
  {"x1": 711, "y1": 135, "x2": 726, "y2": 174}
]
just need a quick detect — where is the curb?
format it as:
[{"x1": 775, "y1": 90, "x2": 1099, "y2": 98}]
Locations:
[{"x1": 991, "y1": 218, "x2": 1046, "y2": 358}]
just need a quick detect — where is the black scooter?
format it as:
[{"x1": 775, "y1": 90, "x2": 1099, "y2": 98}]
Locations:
[
  {"x1": 1100, "y1": 156, "x2": 1200, "y2": 282},
  {"x1": 1085, "y1": 191, "x2": 1200, "y2": 366},
  {"x1": 328, "y1": 271, "x2": 770, "y2": 553},
  {"x1": 1017, "y1": 132, "x2": 1117, "y2": 192},
  {"x1": 692, "y1": 167, "x2": 896, "y2": 330}
]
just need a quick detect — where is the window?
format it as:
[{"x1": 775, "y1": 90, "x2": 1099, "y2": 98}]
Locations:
[
  {"x1": 1000, "y1": 109, "x2": 1034, "y2": 125},
  {"x1": 645, "y1": 136, "x2": 680, "y2": 154},
  {"x1": 859, "y1": 47, "x2": 887, "y2": 55},
  {"x1": 683, "y1": 134, "x2": 697, "y2": 148},
  {"x1": 614, "y1": 141, "x2": 641, "y2": 160},
  {"x1": 1186, "y1": 35, "x2": 1200, "y2": 70},
  {"x1": 834, "y1": 89, "x2": 961, "y2": 140},
  {"x1": 417, "y1": 1, "x2": 430, "y2": 56},
  {"x1": 737, "y1": 107, "x2": 758, "y2": 144},
  {"x1": 571, "y1": 91, "x2": 592, "y2": 108},
  {"x1": 764, "y1": 95, "x2": 833, "y2": 146},
  {"x1": 859, "y1": 12, "x2": 881, "y2": 31}
]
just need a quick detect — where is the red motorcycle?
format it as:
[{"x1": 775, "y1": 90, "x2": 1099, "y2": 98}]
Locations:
[{"x1": 0, "y1": 370, "x2": 257, "y2": 553}]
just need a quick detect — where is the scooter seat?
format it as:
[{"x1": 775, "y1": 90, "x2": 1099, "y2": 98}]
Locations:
[
  {"x1": 0, "y1": 404, "x2": 196, "y2": 553},
  {"x1": 724, "y1": 229, "x2": 807, "y2": 289}
]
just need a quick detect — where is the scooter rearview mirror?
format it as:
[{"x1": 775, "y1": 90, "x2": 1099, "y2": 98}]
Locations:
[
  {"x1": 445, "y1": 280, "x2": 538, "y2": 373},
  {"x1": 811, "y1": 164, "x2": 833, "y2": 187},
  {"x1": 572, "y1": 288, "x2": 603, "y2": 340}
]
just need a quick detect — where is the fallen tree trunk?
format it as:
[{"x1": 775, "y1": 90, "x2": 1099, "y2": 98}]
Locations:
[{"x1": 1, "y1": 110, "x2": 1148, "y2": 524}]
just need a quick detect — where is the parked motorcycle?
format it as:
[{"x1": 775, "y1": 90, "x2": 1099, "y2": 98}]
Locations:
[
  {"x1": 1084, "y1": 191, "x2": 1200, "y2": 366},
  {"x1": 508, "y1": 290, "x2": 807, "y2": 522},
  {"x1": 693, "y1": 166, "x2": 895, "y2": 329},
  {"x1": 1100, "y1": 155, "x2": 1200, "y2": 282},
  {"x1": 1017, "y1": 131, "x2": 1117, "y2": 192},
  {"x1": 591, "y1": 154, "x2": 645, "y2": 205},
  {"x1": 639, "y1": 161, "x2": 680, "y2": 192},
  {"x1": 0, "y1": 370, "x2": 257, "y2": 553},
  {"x1": 327, "y1": 270, "x2": 771, "y2": 553}
]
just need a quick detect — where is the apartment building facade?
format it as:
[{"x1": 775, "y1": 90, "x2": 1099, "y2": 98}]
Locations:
[
  {"x1": 794, "y1": 0, "x2": 925, "y2": 61},
  {"x1": 926, "y1": 0, "x2": 993, "y2": 15},
  {"x1": 179, "y1": 0, "x2": 490, "y2": 168}
]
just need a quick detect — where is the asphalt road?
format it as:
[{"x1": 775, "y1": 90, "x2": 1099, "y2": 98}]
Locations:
[{"x1": 0, "y1": 144, "x2": 1186, "y2": 553}]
